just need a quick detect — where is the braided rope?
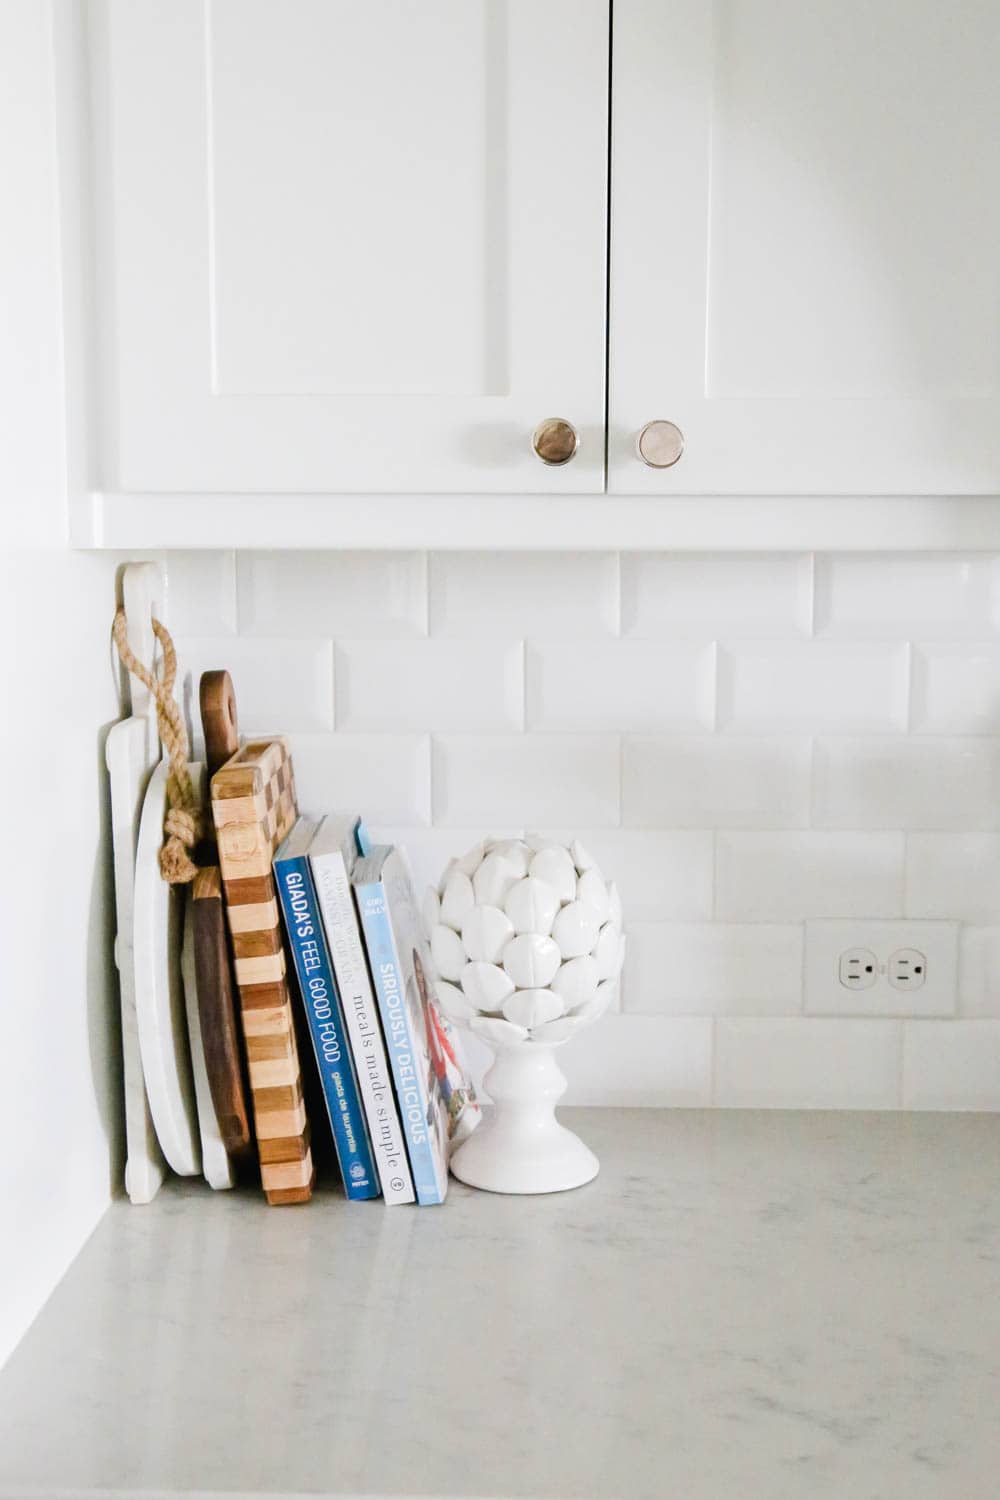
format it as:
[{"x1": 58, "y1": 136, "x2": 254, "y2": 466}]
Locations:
[{"x1": 112, "y1": 608, "x2": 202, "y2": 884}]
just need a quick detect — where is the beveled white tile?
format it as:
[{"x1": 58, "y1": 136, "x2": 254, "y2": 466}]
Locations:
[
  {"x1": 526, "y1": 642, "x2": 715, "y2": 732},
  {"x1": 623, "y1": 736, "x2": 811, "y2": 828},
  {"x1": 717, "y1": 832, "x2": 904, "y2": 921},
  {"x1": 958, "y1": 926, "x2": 1000, "y2": 1018},
  {"x1": 813, "y1": 738, "x2": 1000, "y2": 830},
  {"x1": 336, "y1": 640, "x2": 522, "y2": 731},
  {"x1": 288, "y1": 733, "x2": 431, "y2": 825},
  {"x1": 905, "y1": 834, "x2": 1000, "y2": 924},
  {"x1": 903, "y1": 1020, "x2": 1000, "y2": 1109},
  {"x1": 815, "y1": 554, "x2": 998, "y2": 638},
  {"x1": 238, "y1": 551, "x2": 426, "y2": 638},
  {"x1": 433, "y1": 735, "x2": 621, "y2": 828},
  {"x1": 165, "y1": 552, "x2": 236, "y2": 635},
  {"x1": 623, "y1": 923, "x2": 803, "y2": 1015},
  {"x1": 367, "y1": 827, "x2": 524, "y2": 911},
  {"x1": 536, "y1": 829, "x2": 714, "y2": 921},
  {"x1": 911, "y1": 643, "x2": 1000, "y2": 733},
  {"x1": 715, "y1": 1019, "x2": 901, "y2": 1108},
  {"x1": 622, "y1": 553, "x2": 812, "y2": 637},
  {"x1": 176, "y1": 636, "x2": 333, "y2": 736},
  {"x1": 718, "y1": 641, "x2": 909, "y2": 733},
  {"x1": 562, "y1": 1015, "x2": 713, "y2": 1106},
  {"x1": 429, "y1": 552, "x2": 618, "y2": 638}
]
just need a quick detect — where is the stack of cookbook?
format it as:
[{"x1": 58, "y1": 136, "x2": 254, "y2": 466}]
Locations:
[{"x1": 272, "y1": 814, "x2": 480, "y2": 1206}]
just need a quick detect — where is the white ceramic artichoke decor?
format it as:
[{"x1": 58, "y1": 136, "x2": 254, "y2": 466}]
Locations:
[{"x1": 424, "y1": 835, "x2": 625, "y2": 1195}]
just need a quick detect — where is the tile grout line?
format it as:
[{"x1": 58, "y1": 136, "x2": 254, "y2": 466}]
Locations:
[
  {"x1": 611, "y1": 550, "x2": 623, "y2": 637},
  {"x1": 427, "y1": 734, "x2": 438, "y2": 828},
  {"x1": 806, "y1": 550, "x2": 817, "y2": 637},
  {"x1": 227, "y1": 549, "x2": 240, "y2": 633},
  {"x1": 708, "y1": 1016, "x2": 719, "y2": 1105}
]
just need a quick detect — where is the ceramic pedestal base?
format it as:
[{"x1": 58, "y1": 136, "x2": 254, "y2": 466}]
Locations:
[{"x1": 450, "y1": 1043, "x2": 599, "y2": 1195}]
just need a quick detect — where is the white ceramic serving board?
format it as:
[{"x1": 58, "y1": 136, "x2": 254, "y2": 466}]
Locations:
[
  {"x1": 133, "y1": 758, "x2": 202, "y2": 1176},
  {"x1": 106, "y1": 715, "x2": 165, "y2": 1204},
  {"x1": 179, "y1": 790, "x2": 234, "y2": 1192},
  {"x1": 105, "y1": 562, "x2": 167, "y2": 1204}
]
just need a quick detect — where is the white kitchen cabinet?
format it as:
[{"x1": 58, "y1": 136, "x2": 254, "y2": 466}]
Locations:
[
  {"x1": 609, "y1": 0, "x2": 1000, "y2": 496},
  {"x1": 60, "y1": 0, "x2": 1000, "y2": 545},
  {"x1": 89, "y1": 0, "x2": 609, "y2": 496}
]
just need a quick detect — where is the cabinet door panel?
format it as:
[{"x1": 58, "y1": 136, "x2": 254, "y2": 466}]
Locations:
[
  {"x1": 610, "y1": 0, "x2": 1000, "y2": 494},
  {"x1": 95, "y1": 0, "x2": 608, "y2": 492}
]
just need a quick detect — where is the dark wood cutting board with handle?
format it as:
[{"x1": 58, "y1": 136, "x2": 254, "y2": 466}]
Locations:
[{"x1": 191, "y1": 670, "x2": 252, "y2": 1156}]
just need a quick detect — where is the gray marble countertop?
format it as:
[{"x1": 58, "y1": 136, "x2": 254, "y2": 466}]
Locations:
[{"x1": 2, "y1": 1109, "x2": 999, "y2": 1499}]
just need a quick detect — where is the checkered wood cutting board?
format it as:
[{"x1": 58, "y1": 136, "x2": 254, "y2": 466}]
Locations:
[{"x1": 210, "y1": 738, "x2": 314, "y2": 1205}]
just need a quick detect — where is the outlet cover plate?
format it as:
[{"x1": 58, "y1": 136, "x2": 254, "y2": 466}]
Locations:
[{"x1": 805, "y1": 921, "x2": 958, "y2": 1017}]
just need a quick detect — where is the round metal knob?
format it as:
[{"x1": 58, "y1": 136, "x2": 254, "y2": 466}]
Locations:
[
  {"x1": 637, "y1": 420, "x2": 684, "y2": 468},
  {"x1": 532, "y1": 418, "x2": 579, "y2": 466}
]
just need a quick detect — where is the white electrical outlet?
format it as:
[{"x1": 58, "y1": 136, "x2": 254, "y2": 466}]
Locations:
[
  {"x1": 805, "y1": 922, "x2": 957, "y2": 1017},
  {"x1": 839, "y1": 948, "x2": 878, "y2": 989},
  {"x1": 887, "y1": 947, "x2": 927, "y2": 991}
]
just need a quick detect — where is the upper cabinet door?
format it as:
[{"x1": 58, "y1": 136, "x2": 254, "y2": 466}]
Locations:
[
  {"x1": 609, "y1": 0, "x2": 1000, "y2": 495},
  {"x1": 94, "y1": 1, "x2": 609, "y2": 493}
]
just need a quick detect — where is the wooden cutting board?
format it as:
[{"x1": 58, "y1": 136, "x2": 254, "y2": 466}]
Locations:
[
  {"x1": 210, "y1": 738, "x2": 314, "y2": 1205},
  {"x1": 180, "y1": 880, "x2": 235, "y2": 1191},
  {"x1": 191, "y1": 865, "x2": 249, "y2": 1155},
  {"x1": 191, "y1": 670, "x2": 251, "y2": 1158}
]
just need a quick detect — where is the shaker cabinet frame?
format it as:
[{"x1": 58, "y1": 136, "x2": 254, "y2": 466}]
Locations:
[{"x1": 55, "y1": 0, "x2": 1000, "y2": 547}]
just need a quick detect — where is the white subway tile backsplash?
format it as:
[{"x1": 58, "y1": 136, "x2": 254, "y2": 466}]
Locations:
[
  {"x1": 165, "y1": 551, "x2": 237, "y2": 635},
  {"x1": 289, "y1": 733, "x2": 431, "y2": 825},
  {"x1": 173, "y1": 547, "x2": 1000, "y2": 1111},
  {"x1": 563, "y1": 1015, "x2": 713, "y2": 1106},
  {"x1": 336, "y1": 640, "x2": 522, "y2": 732},
  {"x1": 622, "y1": 553, "x2": 812, "y2": 637},
  {"x1": 910, "y1": 643, "x2": 1000, "y2": 733},
  {"x1": 714, "y1": 1019, "x2": 901, "y2": 1108},
  {"x1": 238, "y1": 551, "x2": 426, "y2": 638},
  {"x1": 905, "y1": 834, "x2": 1000, "y2": 924},
  {"x1": 623, "y1": 736, "x2": 811, "y2": 828},
  {"x1": 536, "y1": 829, "x2": 715, "y2": 921},
  {"x1": 815, "y1": 554, "x2": 998, "y2": 638},
  {"x1": 718, "y1": 641, "x2": 909, "y2": 733},
  {"x1": 624, "y1": 923, "x2": 803, "y2": 1015},
  {"x1": 958, "y1": 927, "x2": 1000, "y2": 1018},
  {"x1": 433, "y1": 734, "x2": 620, "y2": 828},
  {"x1": 717, "y1": 832, "x2": 905, "y2": 921},
  {"x1": 902, "y1": 1020, "x2": 1000, "y2": 1109},
  {"x1": 429, "y1": 552, "x2": 618, "y2": 638},
  {"x1": 526, "y1": 641, "x2": 715, "y2": 732},
  {"x1": 177, "y1": 636, "x2": 333, "y2": 735},
  {"x1": 813, "y1": 738, "x2": 1000, "y2": 830}
]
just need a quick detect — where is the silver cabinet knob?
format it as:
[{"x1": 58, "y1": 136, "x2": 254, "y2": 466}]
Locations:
[
  {"x1": 532, "y1": 418, "x2": 579, "y2": 466},
  {"x1": 637, "y1": 420, "x2": 684, "y2": 468}
]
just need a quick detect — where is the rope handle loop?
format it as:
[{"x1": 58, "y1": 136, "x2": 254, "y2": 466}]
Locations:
[{"x1": 112, "y1": 607, "x2": 202, "y2": 884}]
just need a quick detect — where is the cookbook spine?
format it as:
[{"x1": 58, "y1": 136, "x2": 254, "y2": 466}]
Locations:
[
  {"x1": 274, "y1": 853, "x2": 379, "y2": 1200},
  {"x1": 355, "y1": 880, "x2": 444, "y2": 1205},
  {"x1": 311, "y1": 848, "x2": 415, "y2": 1205}
]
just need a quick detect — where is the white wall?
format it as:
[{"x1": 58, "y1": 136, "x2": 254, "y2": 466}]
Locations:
[
  {"x1": 0, "y1": 1, "x2": 121, "y2": 1367},
  {"x1": 166, "y1": 548, "x2": 1000, "y2": 1113}
]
